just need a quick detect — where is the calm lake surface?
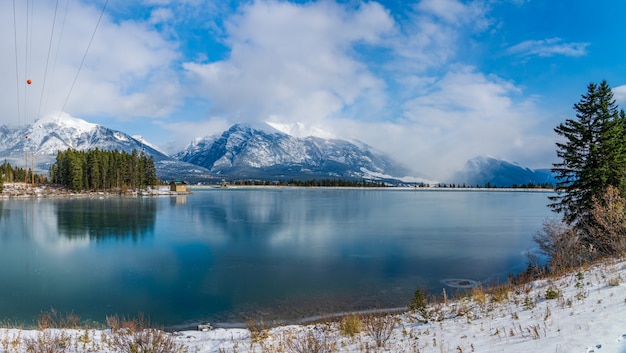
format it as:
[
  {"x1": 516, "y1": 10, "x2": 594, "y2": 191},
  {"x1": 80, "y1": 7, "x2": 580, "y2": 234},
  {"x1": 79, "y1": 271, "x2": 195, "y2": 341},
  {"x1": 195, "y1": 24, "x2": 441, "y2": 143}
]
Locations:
[{"x1": 0, "y1": 188, "x2": 555, "y2": 327}]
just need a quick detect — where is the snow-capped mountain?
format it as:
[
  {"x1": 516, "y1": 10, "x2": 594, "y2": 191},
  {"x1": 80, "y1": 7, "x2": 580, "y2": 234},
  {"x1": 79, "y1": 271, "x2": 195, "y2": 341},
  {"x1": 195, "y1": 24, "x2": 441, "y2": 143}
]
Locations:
[
  {"x1": 265, "y1": 121, "x2": 336, "y2": 139},
  {"x1": 449, "y1": 155, "x2": 556, "y2": 187},
  {"x1": 0, "y1": 113, "x2": 215, "y2": 182},
  {"x1": 173, "y1": 123, "x2": 409, "y2": 181}
]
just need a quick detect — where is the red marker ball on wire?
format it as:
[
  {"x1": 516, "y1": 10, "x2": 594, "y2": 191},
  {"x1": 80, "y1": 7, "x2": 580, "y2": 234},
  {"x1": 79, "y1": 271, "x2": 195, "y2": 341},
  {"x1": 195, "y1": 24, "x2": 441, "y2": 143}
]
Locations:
[{"x1": 27, "y1": 79, "x2": 32, "y2": 85}]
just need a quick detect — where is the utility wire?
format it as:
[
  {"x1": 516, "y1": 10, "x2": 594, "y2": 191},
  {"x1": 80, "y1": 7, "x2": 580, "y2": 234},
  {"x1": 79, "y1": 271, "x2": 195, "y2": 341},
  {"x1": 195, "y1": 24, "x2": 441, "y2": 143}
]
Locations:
[
  {"x1": 62, "y1": 0, "x2": 109, "y2": 114},
  {"x1": 38, "y1": 0, "x2": 61, "y2": 120},
  {"x1": 12, "y1": 0, "x2": 22, "y2": 125},
  {"x1": 24, "y1": 0, "x2": 31, "y2": 124},
  {"x1": 45, "y1": 0, "x2": 70, "y2": 113}
]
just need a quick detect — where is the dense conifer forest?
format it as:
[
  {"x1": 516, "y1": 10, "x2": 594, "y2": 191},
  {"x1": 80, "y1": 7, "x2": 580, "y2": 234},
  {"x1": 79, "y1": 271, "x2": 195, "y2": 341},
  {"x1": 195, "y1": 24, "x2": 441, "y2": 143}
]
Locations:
[{"x1": 50, "y1": 149, "x2": 158, "y2": 192}]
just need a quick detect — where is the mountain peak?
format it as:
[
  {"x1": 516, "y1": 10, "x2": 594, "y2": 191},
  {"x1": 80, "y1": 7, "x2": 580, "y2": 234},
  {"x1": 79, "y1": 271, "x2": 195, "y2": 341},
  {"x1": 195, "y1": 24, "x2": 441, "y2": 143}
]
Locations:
[
  {"x1": 174, "y1": 123, "x2": 408, "y2": 181},
  {"x1": 266, "y1": 121, "x2": 335, "y2": 139},
  {"x1": 35, "y1": 113, "x2": 97, "y2": 133},
  {"x1": 451, "y1": 155, "x2": 555, "y2": 187}
]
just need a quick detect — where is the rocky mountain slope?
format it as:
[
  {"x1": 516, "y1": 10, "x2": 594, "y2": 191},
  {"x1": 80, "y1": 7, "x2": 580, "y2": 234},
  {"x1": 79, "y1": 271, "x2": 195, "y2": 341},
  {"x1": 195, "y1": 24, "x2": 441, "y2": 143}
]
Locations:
[
  {"x1": 449, "y1": 155, "x2": 556, "y2": 187},
  {"x1": 0, "y1": 114, "x2": 214, "y2": 182},
  {"x1": 173, "y1": 123, "x2": 410, "y2": 182}
]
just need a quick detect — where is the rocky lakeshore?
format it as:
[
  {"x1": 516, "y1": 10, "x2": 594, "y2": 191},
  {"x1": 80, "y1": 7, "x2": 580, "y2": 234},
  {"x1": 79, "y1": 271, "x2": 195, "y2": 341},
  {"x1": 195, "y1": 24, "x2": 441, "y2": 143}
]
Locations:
[{"x1": 1, "y1": 182, "x2": 182, "y2": 198}]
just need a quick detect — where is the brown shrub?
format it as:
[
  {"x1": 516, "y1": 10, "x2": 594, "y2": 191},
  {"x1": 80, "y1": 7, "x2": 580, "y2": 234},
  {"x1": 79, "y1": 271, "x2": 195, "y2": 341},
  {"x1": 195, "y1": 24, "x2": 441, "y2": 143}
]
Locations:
[
  {"x1": 586, "y1": 185, "x2": 626, "y2": 256},
  {"x1": 364, "y1": 314, "x2": 397, "y2": 348},
  {"x1": 36, "y1": 308, "x2": 81, "y2": 330},
  {"x1": 533, "y1": 219, "x2": 590, "y2": 271}
]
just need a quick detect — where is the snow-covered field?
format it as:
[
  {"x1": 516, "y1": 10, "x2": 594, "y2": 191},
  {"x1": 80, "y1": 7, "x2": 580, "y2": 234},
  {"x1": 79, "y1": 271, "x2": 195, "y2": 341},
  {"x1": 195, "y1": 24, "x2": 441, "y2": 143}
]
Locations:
[{"x1": 1, "y1": 258, "x2": 625, "y2": 353}]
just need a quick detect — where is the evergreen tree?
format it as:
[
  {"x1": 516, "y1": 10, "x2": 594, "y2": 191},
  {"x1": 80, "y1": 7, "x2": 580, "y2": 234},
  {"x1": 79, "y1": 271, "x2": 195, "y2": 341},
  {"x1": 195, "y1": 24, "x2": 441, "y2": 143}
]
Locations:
[
  {"x1": 550, "y1": 80, "x2": 626, "y2": 226},
  {"x1": 51, "y1": 149, "x2": 159, "y2": 192}
]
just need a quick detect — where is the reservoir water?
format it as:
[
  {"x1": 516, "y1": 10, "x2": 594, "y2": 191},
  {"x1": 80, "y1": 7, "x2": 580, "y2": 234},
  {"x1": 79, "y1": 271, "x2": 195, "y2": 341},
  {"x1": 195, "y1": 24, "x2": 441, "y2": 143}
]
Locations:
[{"x1": 0, "y1": 188, "x2": 555, "y2": 327}]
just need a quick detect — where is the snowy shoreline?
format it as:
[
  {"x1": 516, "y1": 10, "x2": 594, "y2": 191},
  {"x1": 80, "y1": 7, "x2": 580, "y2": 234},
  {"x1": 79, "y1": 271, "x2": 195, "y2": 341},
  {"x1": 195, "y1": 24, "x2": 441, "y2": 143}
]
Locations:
[
  {"x1": 0, "y1": 182, "x2": 185, "y2": 198},
  {"x1": 2, "y1": 257, "x2": 624, "y2": 353},
  {"x1": 1, "y1": 182, "x2": 553, "y2": 198},
  {"x1": 191, "y1": 184, "x2": 554, "y2": 192}
]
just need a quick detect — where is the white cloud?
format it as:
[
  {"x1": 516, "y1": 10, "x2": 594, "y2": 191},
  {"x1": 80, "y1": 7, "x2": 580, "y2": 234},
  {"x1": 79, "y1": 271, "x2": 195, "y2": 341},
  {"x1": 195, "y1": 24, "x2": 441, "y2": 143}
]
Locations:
[
  {"x1": 177, "y1": 0, "x2": 559, "y2": 179},
  {"x1": 149, "y1": 8, "x2": 174, "y2": 25},
  {"x1": 384, "y1": 0, "x2": 489, "y2": 76},
  {"x1": 0, "y1": 0, "x2": 181, "y2": 125},
  {"x1": 342, "y1": 67, "x2": 551, "y2": 179},
  {"x1": 183, "y1": 1, "x2": 394, "y2": 124},
  {"x1": 507, "y1": 38, "x2": 589, "y2": 58},
  {"x1": 417, "y1": 0, "x2": 489, "y2": 29},
  {"x1": 614, "y1": 85, "x2": 626, "y2": 105}
]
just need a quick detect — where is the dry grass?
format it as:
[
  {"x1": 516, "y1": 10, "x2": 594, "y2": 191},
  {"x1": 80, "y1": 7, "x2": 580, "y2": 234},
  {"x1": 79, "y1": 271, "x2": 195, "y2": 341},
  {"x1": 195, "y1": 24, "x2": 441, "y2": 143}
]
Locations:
[
  {"x1": 338, "y1": 314, "x2": 362, "y2": 337},
  {"x1": 105, "y1": 314, "x2": 187, "y2": 353},
  {"x1": 37, "y1": 309, "x2": 81, "y2": 330},
  {"x1": 607, "y1": 274, "x2": 622, "y2": 286},
  {"x1": 284, "y1": 330, "x2": 333, "y2": 353},
  {"x1": 106, "y1": 313, "x2": 152, "y2": 332},
  {"x1": 364, "y1": 314, "x2": 397, "y2": 348},
  {"x1": 488, "y1": 283, "x2": 511, "y2": 303},
  {"x1": 24, "y1": 330, "x2": 71, "y2": 353},
  {"x1": 470, "y1": 286, "x2": 487, "y2": 304},
  {"x1": 246, "y1": 318, "x2": 270, "y2": 344},
  {"x1": 110, "y1": 328, "x2": 187, "y2": 353}
]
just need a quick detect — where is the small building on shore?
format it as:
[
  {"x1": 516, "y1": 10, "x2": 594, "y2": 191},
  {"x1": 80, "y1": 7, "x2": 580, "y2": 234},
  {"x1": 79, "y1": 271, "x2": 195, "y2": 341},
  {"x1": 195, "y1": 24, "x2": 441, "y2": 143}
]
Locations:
[{"x1": 169, "y1": 180, "x2": 188, "y2": 193}]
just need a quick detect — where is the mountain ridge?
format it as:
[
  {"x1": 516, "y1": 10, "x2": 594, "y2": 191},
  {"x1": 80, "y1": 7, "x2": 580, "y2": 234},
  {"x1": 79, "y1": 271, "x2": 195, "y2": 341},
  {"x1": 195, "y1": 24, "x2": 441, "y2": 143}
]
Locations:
[
  {"x1": 448, "y1": 155, "x2": 556, "y2": 187},
  {"x1": 0, "y1": 114, "x2": 556, "y2": 186},
  {"x1": 0, "y1": 113, "x2": 216, "y2": 182},
  {"x1": 173, "y1": 122, "x2": 412, "y2": 182}
]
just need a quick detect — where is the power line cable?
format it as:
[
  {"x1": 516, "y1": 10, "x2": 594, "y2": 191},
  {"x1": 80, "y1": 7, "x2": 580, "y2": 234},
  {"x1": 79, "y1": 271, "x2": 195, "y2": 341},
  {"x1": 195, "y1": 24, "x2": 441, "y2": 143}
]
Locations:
[
  {"x1": 24, "y1": 0, "x2": 31, "y2": 124},
  {"x1": 45, "y1": 0, "x2": 70, "y2": 113},
  {"x1": 12, "y1": 0, "x2": 22, "y2": 125},
  {"x1": 38, "y1": 0, "x2": 61, "y2": 120},
  {"x1": 61, "y1": 0, "x2": 109, "y2": 114}
]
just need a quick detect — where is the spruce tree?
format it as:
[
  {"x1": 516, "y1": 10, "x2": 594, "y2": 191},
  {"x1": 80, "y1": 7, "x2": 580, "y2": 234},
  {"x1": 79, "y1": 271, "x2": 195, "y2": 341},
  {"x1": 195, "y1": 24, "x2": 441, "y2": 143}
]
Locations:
[{"x1": 550, "y1": 80, "x2": 626, "y2": 226}]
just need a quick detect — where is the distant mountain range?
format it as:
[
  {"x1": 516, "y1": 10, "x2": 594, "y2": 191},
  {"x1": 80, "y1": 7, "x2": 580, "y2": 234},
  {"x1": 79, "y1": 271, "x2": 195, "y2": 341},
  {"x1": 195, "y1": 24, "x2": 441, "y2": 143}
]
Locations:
[
  {"x1": 173, "y1": 123, "x2": 410, "y2": 182},
  {"x1": 449, "y1": 155, "x2": 557, "y2": 187},
  {"x1": 0, "y1": 114, "x2": 215, "y2": 182},
  {"x1": 0, "y1": 114, "x2": 557, "y2": 187}
]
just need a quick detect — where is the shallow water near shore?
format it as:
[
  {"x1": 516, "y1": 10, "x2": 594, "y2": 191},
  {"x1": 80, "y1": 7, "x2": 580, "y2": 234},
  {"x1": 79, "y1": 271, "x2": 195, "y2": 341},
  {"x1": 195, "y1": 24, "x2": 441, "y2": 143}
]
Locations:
[{"x1": 0, "y1": 188, "x2": 554, "y2": 327}]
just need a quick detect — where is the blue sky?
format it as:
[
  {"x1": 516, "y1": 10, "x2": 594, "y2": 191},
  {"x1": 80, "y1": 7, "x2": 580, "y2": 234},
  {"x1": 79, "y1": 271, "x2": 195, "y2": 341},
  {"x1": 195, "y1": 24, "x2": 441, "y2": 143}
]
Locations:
[{"x1": 1, "y1": 0, "x2": 625, "y2": 179}]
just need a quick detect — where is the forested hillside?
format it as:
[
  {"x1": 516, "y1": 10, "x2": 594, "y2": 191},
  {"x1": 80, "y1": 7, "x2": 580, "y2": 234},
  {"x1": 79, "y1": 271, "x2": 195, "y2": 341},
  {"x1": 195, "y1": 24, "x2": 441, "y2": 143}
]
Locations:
[{"x1": 50, "y1": 149, "x2": 158, "y2": 192}]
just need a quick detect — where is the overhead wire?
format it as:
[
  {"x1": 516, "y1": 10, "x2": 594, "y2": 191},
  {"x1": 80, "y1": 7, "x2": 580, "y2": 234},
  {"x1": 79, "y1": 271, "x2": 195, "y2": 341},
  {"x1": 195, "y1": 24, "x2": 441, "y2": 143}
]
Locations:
[
  {"x1": 12, "y1": 0, "x2": 109, "y2": 123},
  {"x1": 61, "y1": 0, "x2": 109, "y2": 114},
  {"x1": 24, "y1": 0, "x2": 31, "y2": 124},
  {"x1": 38, "y1": 0, "x2": 61, "y2": 120},
  {"x1": 12, "y1": 0, "x2": 22, "y2": 126},
  {"x1": 44, "y1": 0, "x2": 70, "y2": 113}
]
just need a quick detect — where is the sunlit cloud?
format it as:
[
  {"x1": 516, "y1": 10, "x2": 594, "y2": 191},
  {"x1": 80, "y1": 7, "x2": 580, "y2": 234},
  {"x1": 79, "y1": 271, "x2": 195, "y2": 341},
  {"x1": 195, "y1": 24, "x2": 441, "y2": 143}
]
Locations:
[{"x1": 183, "y1": 1, "x2": 393, "y2": 126}]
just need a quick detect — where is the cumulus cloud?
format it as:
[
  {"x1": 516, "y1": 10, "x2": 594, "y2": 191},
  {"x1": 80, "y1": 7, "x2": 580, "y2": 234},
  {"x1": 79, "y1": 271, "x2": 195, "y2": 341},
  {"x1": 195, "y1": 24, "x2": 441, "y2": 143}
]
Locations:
[
  {"x1": 0, "y1": 0, "x2": 181, "y2": 125},
  {"x1": 507, "y1": 38, "x2": 589, "y2": 58},
  {"x1": 183, "y1": 1, "x2": 394, "y2": 125},
  {"x1": 177, "y1": 0, "x2": 557, "y2": 179},
  {"x1": 354, "y1": 67, "x2": 550, "y2": 179}
]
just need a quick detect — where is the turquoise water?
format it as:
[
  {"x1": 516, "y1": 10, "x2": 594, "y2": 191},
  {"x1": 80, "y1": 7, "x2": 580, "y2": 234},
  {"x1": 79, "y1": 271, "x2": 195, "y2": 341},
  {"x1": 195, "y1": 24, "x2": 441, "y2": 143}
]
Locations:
[{"x1": 0, "y1": 189, "x2": 554, "y2": 327}]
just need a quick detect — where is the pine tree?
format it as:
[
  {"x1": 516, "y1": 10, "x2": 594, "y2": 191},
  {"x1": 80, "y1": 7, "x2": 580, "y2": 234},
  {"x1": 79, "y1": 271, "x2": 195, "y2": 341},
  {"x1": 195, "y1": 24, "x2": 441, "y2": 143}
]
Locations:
[{"x1": 550, "y1": 80, "x2": 626, "y2": 226}]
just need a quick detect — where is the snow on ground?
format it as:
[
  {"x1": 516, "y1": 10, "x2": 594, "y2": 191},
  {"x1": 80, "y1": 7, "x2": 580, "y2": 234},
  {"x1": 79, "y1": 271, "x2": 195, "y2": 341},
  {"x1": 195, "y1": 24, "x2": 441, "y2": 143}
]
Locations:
[
  {"x1": 1, "y1": 183, "x2": 181, "y2": 198},
  {"x1": 1, "y1": 258, "x2": 625, "y2": 353}
]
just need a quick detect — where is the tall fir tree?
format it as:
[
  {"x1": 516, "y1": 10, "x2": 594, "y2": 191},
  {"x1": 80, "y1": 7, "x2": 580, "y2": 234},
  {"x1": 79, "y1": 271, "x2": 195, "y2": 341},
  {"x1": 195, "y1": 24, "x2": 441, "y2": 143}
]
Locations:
[{"x1": 550, "y1": 80, "x2": 626, "y2": 226}]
